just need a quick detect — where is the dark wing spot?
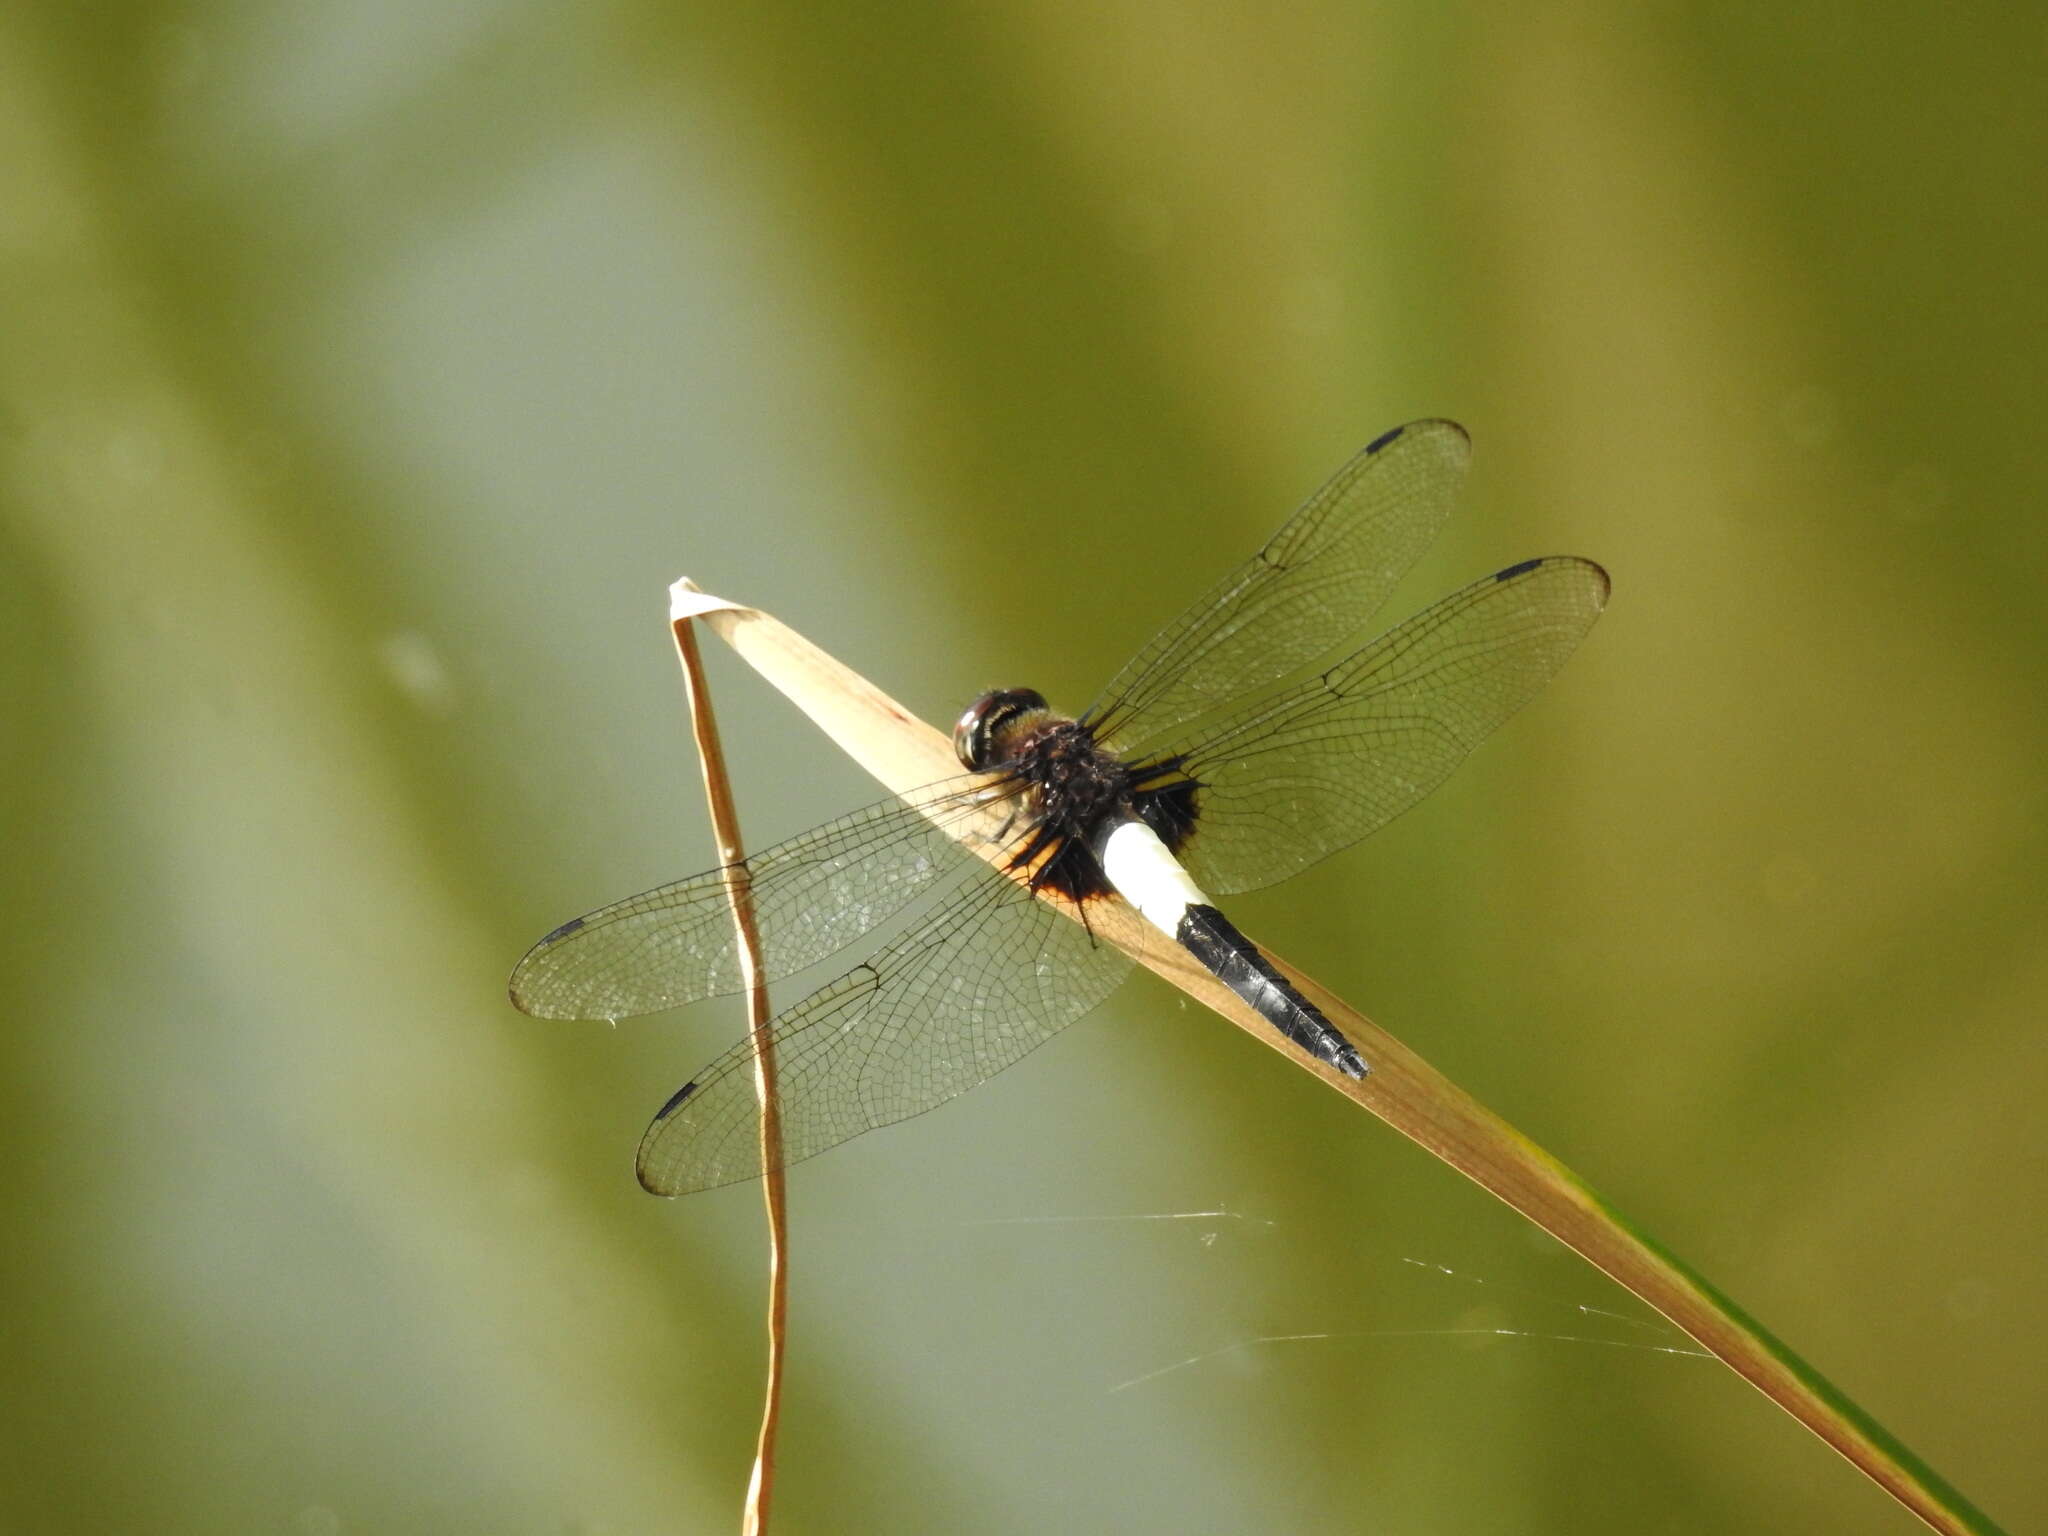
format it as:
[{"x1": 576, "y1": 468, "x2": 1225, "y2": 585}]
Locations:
[
  {"x1": 652, "y1": 1081, "x2": 699, "y2": 1122},
  {"x1": 539, "y1": 915, "x2": 586, "y2": 944},
  {"x1": 1494, "y1": 557, "x2": 1544, "y2": 582},
  {"x1": 1364, "y1": 424, "x2": 1406, "y2": 454}
]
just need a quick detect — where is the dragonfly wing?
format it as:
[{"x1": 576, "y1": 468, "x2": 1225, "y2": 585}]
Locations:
[
  {"x1": 1163, "y1": 556, "x2": 1609, "y2": 896},
  {"x1": 635, "y1": 868, "x2": 1134, "y2": 1195},
  {"x1": 509, "y1": 777, "x2": 1006, "y2": 1021},
  {"x1": 1086, "y1": 420, "x2": 1469, "y2": 749}
]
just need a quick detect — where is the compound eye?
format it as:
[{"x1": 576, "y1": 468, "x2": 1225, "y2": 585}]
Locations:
[
  {"x1": 952, "y1": 695, "x2": 995, "y2": 770},
  {"x1": 953, "y1": 689, "x2": 1046, "y2": 771}
]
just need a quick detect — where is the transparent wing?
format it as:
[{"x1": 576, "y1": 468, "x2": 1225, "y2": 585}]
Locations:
[
  {"x1": 509, "y1": 778, "x2": 1009, "y2": 1021},
  {"x1": 635, "y1": 868, "x2": 1134, "y2": 1195},
  {"x1": 1164, "y1": 556, "x2": 1609, "y2": 896},
  {"x1": 1087, "y1": 420, "x2": 1470, "y2": 750}
]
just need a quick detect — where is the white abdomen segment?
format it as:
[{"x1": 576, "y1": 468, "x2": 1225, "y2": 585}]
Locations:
[{"x1": 1095, "y1": 817, "x2": 1209, "y2": 937}]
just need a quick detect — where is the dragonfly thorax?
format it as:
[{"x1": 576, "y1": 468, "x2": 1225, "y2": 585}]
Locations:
[
  {"x1": 957, "y1": 689, "x2": 1204, "y2": 904},
  {"x1": 1000, "y1": 714, "x2": 1134, "y2": 833}
]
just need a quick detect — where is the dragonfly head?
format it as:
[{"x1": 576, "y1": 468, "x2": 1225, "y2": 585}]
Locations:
[{"x1": 954, "y1": 688, "x2": 1050, "y2": 771}]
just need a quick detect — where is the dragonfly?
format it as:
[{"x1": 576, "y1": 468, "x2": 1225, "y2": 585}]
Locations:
[{"x1": 511, "y1": 421, "x2": 1608, "y2": 1195}]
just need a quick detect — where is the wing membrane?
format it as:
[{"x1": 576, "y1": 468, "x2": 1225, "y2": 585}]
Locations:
[
  {"x1": 1167, "y1": 556, "x2": 1609, "y2": 896},
  {"x1": 509, "y1": 778, "x2": 1010, "y2": 1021},
  {"x1": 1088, "y1": 420, "x2": 1469, "y2": 750},
  {"x1": 515, "y1": 422, "x2": 1609, "y2": 1197},
  {"x1": 635, "y1": 869, "x2": 1133, "y2": 1195}
]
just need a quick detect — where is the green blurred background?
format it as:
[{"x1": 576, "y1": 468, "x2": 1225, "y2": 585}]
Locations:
[{"x1": 3, "y1": 4, "x2": 2042, "y2": 1533}]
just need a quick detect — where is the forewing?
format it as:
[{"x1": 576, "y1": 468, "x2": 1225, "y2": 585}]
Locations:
[
  {"x1": 1088, "y1": 420, "x2": 1469, "y2": 750},
  {"x1": 1169, "y1": 556, "x2": 1609, "y2": 896},
  {"x1": 509, "y1": 780, "x2": 1002, "y2": 1021},
  {"x1": 635, "y1": 870, "x2": 1134, "y2": 1195}
]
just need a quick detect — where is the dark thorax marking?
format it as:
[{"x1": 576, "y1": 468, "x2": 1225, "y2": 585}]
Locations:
[{"x1": 954, "y1": 688, "x2": 1200, "y2": 905}]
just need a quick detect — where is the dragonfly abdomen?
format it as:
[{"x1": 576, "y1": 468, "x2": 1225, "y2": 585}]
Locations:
[
  {"x1": 1095, "y1": 817, "x2": 1370, "y2": 1079},
  {"x1": 1176, "y1": 905, "x2": 1369, "y2": 1078}
]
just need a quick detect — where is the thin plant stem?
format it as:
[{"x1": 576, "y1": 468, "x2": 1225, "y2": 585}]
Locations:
[{"x1": 671, "y1": 593, "x2": 786, "y2": 1536}]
